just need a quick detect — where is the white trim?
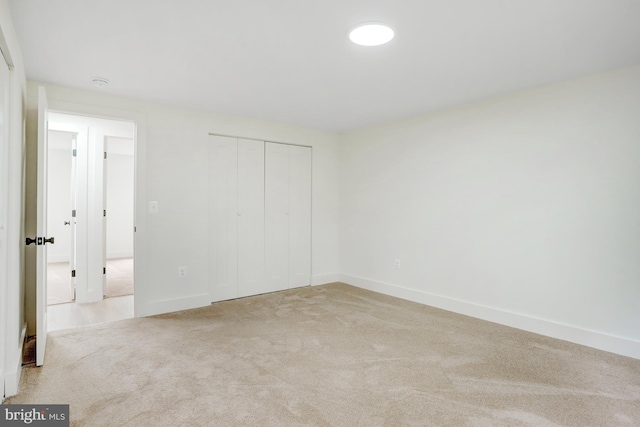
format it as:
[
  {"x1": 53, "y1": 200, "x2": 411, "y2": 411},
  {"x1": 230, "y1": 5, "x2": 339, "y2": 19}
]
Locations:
[
  {"x1": 47, "y1": 251, "x2": 134, "y2": 264},
  {"x1": 0, "y1": 51, "x2": 8, "y2": 401},
  {"x1": 106, "y1": 251, "x2": 134, "y2": 260},
  {"x1": 136, "y1": 293, "x2": 211, "y2": 318},
  {"x1": 0, "y1": 28, "x2": 14, "y2": 69},
  {"x1": 311, "y1": 273, "x2": 340, "y2": 286},
  {"x1": 339, "y1": 274, "x2": 640, "y2": 360},
  {"x1": 47, "y1": 254, "x2": 69, "y2": 263},
  {"x1": 4, "y1": 324, "x2": 26, "y2": 398},
  {"x1": 208, "y1": 132, "x2": 312, "y2": 148}
]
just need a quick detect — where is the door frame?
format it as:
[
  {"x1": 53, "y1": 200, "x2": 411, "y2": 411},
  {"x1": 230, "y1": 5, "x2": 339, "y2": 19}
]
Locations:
[
  {"x1": 0, "y1": 43, "x2": 11, "y2": 396},
  {"x1": 0, "y1": 22, "x2": 27, "y2": 398},
  {"x1": 36, "y1": 86, "x2": 50, "y2": 366},
  {"x1": 69, "y1": 133, "x2": 77, "y2": 300},
  {"x1": 36, "y1": 97, "x2": 147, "y2": 339},
  {"x1": 36, "y1": 86, "x2": 49, "y2": 366}
]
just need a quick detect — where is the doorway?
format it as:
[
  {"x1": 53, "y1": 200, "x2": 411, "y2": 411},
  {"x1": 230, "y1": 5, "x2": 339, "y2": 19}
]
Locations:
[{"x1": 45, "y1": 113, "x2": 135, "y2": 331}]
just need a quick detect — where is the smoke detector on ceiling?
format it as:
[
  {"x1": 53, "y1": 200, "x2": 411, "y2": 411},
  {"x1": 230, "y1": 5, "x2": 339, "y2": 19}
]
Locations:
[{"x1": 91, "y1": 77, "x2": 110, "y2": 88}]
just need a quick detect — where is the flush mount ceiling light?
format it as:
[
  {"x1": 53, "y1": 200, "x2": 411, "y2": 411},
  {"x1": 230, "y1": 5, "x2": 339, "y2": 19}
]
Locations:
[
  {"x1": 349, "y1": 23, "x2": 394, "y2": 46},
  {"x1": 91, "y1": 77, "x2": 110, "y2": 88}
]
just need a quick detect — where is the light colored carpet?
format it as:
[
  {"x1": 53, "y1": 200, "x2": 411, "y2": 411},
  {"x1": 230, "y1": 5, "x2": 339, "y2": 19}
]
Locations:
[
  {"x1": 8, "y1": 283, "x2": 640, "y2": 426},
  {"x1": 47, "y1": 262, "x2": 74, "y2": 305},
  {"x1": 47, "y1": 258, "x2": 134, "y2": 305},
  {"x1": 104, "y1": 257, "x2": 134, "y2": 298}
]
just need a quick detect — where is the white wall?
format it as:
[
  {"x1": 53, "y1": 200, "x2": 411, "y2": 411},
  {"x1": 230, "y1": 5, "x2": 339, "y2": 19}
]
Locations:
[
  {"x1": 0, "y1": 0, "x2": 28, "y2": 399},
  {"x1": 339, "y1": 65, "x2": 640, "y2": 359},
  {"x1": 106, "y1": 137, "x2": 134, "y2": 259},
  {"x1": 24, "y1": 81, "x2": 341, "y2": 326}
]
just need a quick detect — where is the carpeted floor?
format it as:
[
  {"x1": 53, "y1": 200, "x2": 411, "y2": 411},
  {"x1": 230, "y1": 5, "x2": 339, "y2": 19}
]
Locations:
[
  {"x1": 47, "y1": 262, "x2": 75, "y2": 305},
  {"x1": 8, "y1": 283, "x2": 640, "y2": 426},
  {"x1": 104, "y1": 257, "x2": 134, "y2": 298}
]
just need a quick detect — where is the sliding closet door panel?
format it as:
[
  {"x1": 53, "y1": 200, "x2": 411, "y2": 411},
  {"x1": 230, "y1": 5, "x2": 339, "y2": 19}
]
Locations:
[
  {"x1": 265, "y1": 143, "x2": 290, "y2": 292},
  {"x1": 288, "y1": 146, "x2": 312, "y2": 288},
  {"x1": 237, "y1": 139, "x2": 265, "y2": 297},
  {"x1": 209, "y1": 135, "x2": 238, "y2": 302}
]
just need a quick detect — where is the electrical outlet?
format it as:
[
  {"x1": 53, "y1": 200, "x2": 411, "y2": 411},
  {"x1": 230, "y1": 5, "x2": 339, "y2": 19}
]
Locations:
[
  {"x1": 178, "y1": 266, "x2": 187, "y2": 278},
  {"x1": 395, "y1": 259, "x2": 401, "y2": 270}
]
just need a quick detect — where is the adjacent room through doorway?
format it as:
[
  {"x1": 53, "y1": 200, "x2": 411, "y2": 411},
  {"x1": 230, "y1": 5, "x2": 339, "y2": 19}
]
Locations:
[{"x1": 45, "y1": 114, "x2": 136, "y2": 331}]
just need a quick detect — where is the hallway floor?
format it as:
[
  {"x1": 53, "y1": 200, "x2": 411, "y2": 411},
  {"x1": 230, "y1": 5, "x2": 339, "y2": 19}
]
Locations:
[
  {"x1": 47, "y1": 257, "x2": 134, "y2": 305},
  {"x1": 47, "y1": 295, "x2": 134, "y2": 332}
]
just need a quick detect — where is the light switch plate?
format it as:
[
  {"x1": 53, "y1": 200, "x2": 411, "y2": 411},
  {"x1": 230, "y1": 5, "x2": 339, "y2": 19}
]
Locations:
[
  {"x1": 178, "y1": 266, "x2": 187, "y2": 278},
  {"x1": 149, "y1": 201, "x2": 159, "y2": 214}
]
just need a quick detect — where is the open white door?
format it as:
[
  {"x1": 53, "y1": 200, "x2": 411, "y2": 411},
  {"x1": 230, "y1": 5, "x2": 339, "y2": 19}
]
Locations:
[
  {"x1": 69, "y1": 134, "x2": 78, "y2": 300},
  {"x1": 36, "y1": 86, "x2": 50, "y2": 366},
  {"x1": 82, "y1": 125, "x2": 105, "y2": 302},
  {"x1": 102, "y1": 137, "x2": 108, "y2": 293}
]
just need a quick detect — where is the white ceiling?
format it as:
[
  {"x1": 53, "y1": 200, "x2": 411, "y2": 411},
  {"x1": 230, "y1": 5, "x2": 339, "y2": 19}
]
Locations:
[{"x1": 9, "y1": 0, "x2": 640, "y2": 132}]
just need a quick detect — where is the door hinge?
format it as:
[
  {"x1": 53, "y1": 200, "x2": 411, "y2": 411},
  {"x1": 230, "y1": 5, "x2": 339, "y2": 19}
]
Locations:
[
  {"x1": 103, "y1": 209, "x2": 106, "y2": 217},
  {"x1": 72, "y1": 209, "x2": 76, "y2": 217},
  {"x1": 104, "y1": 151, "x2": 107, "y2": 159},
  {"x1": 71, "y1": 269, "x2": 76, "y2": 278},
  {"x1": 72, "y1": 149, "x2": 77, "y2": 157},
  {"x1": 103, "y1": 267, "x2": 106, "y2": 274}
]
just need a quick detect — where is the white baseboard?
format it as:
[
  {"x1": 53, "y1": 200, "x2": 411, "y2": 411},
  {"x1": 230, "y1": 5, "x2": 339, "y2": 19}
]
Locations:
[
  {"x1": 4, "y1": 324, "x2": 27, "y2": 398},
  {"x1": 311, "y1": 273, "x2": 341, "y2": 286},
  {"x1": 47, "y1": 253, "x2": 69, "y2": 263},
  {"x1": 340, "y1": 274, "x2": 640, "y2": 360},
  {"x1": 136, "y1": 293, "x2": 210, "y2": 318},
  {"x1": 47, "y1": 251, "x2": 133, "y2": 265},
  {"x1": 107, "y1": 250, "x2": 133, "y2": 259}
]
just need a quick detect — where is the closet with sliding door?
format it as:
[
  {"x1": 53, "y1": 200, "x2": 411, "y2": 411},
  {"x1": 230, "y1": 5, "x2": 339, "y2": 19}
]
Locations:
[{"x1": 208, "y1": 135, "x2": 311, "y2": 303}]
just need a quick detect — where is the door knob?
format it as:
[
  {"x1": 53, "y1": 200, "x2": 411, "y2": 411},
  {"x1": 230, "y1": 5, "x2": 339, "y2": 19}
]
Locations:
[
  {"x1": 64, "y1": 221, "x2": 70, "y2": 225},
  {"x1": 25, "y1": 236, "x2": 55, "y2": 245}
]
